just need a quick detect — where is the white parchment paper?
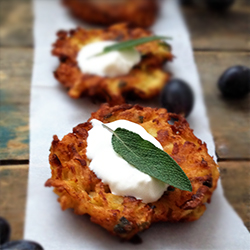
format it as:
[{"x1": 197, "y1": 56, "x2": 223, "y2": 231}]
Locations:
[{"x1": 25, "y1": 0, "x2": 250, "y2": 249}]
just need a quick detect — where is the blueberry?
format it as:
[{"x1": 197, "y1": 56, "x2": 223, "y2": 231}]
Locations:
[
  {"x1": 218, "y1": 65, "x2": 250, "y2": 98},
  {"x1": 160, "y1": 79, "x2": 194, "y2": 117},
  {"x1": 0, "y1": 217, "x2": 11, "y2": 245},
  {"x1": 205, "y1": 0, "x2": 235, "y2": 10},
  {"x1": 1, "y1": 240, "x2": 44, "y2": 250}
]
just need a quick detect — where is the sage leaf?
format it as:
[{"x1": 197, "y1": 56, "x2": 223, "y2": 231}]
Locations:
[
  {"x1": 103, "y1": 125, "x2": 192, "y2": 192},
  {"x1": 93, "y1": 35, "x2": 171, "y2": 57}
]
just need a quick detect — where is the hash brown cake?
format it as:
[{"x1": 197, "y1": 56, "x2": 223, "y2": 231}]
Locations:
[
  {"x1": 45, "y1": 104, "x2": 220, "y2": 240},
  {"x1": 62, "y1": 0, "x2": 159, "y2": 28},
  {"x1": 52, "y1": 23, "x2": 173, "y2": 106}
]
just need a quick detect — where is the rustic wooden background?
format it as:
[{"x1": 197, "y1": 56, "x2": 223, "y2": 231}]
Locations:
[{"x1": 0, "y1": 0, "x2": 249, "y2": 240}]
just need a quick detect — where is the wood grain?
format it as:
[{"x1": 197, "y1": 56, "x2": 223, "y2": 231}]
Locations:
[
  {"x1": 0, "y1": 48, "x2": 32, "y2": 160},
  {"x1": 0, "y1": 48, "x2": 32, "y2": 104},
  {"x1": 1, "y1": 0, "x2": 249, "y2": 51},
  {"x1": 0, "y1": 104, "x2": 29, "y2": 160},
  {"x1": 182, "y1": 0, "x2": 250, "y2": 51},
  {"x1": 195, "y1": 51, "x2": 250, "y2": 159},
  {"x1": 219, "y1": 161, "x2": 250, "y2": 231},
  {"x1": 0, "y1": 165, "x2": 29, "y2": 240},
  {"x1": 0, "y1": 0, "x2": 33, "y2": 47}
]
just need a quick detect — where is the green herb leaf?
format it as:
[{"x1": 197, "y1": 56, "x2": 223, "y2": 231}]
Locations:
[
  {"x1": 103, "y1": 125, "x2": 192, "y2": 192},
  {"x1": 93, "y1": 35, "x2": 171, "y2": 57}
]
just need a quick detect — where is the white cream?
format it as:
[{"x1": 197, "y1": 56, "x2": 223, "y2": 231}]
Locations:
[
  {"x1": 76, "y1": 41, "x2": 141, "y2": 77},
  {"x1": 86, "y1": 119, "x2": 169, "y2": 203}
]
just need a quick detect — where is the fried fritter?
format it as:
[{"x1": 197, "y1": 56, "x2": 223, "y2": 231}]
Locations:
[
  {"x1": 52, "y1": 23, "x2": 173, "y2": 105},
  {"x1": 45, "y1": 104, "x2": 220, "y2": 240},
  {"x1": 62, "y1": 0, "x2": 159, "y2": 28}
]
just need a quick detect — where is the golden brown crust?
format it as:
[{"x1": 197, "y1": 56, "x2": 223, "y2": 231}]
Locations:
[
  {"x1": 45, "y1": 104, "x2": 220, "y2": 239},
  {"x1": 62, "y1": 0, "x2": 159, "y2": 28},
  {"x1": 52, "y1": 23, "x2": 173, "y2": 105}
]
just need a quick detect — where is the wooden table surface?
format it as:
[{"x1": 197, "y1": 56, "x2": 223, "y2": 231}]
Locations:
[{"x1": 0, "y1": 0, "x2": 249, "y2": 240}]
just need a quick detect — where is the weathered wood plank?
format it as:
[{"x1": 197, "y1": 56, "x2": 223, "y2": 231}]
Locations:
[
  {"x1": 0, "y1": 161, "x2": 248, "y2": 243},
  {"x1": 0, "y1": 165, "x2": 29, "y2": 240},
  {"x1": 0, "y1": 48, "x2": 32, "y2": 104},
  {"x1": 0, "y1": 48, "x2": 32, "y2": 160},
  {"x1": 1, "y1": 49, "x2": 249, "y2": 160},
  {"x1": 195, "y1": 51, "x2": 250, "y2": 159},
  {"x1": 0, "y1": 0, "x2": 249, "y2": 51},
  {"x1": 219, "y1": 161, "x2": 250, "y2": 231},
  {"x1": 0, "y1": 0, "x2": 33, "y2": 47},
  {"x1": 0, "y1": 104, "x2": 29, "y2": 160},
  {"x1": 182, "y1": 0, "x2": 250, "y2": 51}
]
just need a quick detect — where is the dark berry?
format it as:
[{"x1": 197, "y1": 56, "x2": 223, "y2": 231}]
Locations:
[
  {"x1": 205, "y1": 0, "x2": 235, "y2": 10},
  {"x1": 160, "y1": 79, "x2": 194, "y2": 117},
  {"x1": 1, "y1": 240, "x2": 44, "y2": 250},
  {"x1": 0, "y1": 217, "x2": 11, "y2": 245},
  {"x1": 218, "y1": 65, "x2": 250, "y2": 98}
]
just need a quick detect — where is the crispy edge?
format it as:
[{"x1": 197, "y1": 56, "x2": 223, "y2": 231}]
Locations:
[
  {"x1": 52, "y1": 24, "x2": 173, "y2": 105},
  {"x1": 45, "y1": 104, "x2": 220, "y2": 239}
]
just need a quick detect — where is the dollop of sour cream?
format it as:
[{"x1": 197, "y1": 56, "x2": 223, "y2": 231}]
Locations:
[
  {"x1": 86, "y1": 119, "x2": 169, "y2": 203},
  {"x1": 76, "y1": 41, "x2": 141, "y2": 77}
]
